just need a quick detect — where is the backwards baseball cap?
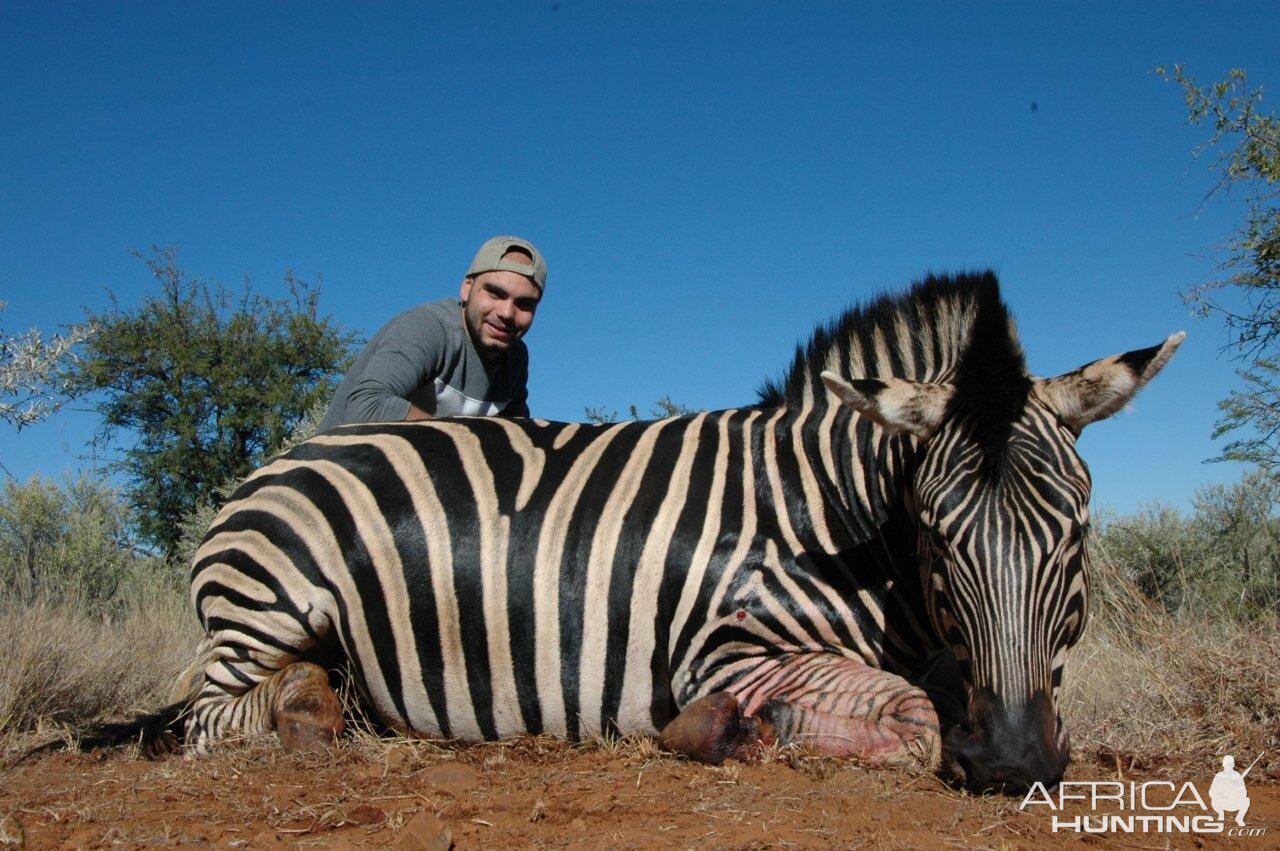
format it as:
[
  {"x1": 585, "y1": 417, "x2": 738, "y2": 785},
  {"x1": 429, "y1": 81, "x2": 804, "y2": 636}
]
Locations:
[{"x1": 466, "y1": 235, "x2": 548, "y2": 293}]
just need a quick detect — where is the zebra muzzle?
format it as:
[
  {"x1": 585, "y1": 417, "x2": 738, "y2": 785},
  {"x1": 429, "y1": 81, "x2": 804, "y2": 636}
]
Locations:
[{"x1": 943, "y1": 689, "x2": 1067, "y2": 795}]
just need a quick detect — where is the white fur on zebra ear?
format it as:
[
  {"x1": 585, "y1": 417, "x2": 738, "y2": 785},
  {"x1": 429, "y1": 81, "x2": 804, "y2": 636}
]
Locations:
[
  {"x1": 1035, "y1": 331, "x2": 1186, "y2": 434},
  {"x1": 820, "y1": 371, "x2": 954, "y2": 439}
]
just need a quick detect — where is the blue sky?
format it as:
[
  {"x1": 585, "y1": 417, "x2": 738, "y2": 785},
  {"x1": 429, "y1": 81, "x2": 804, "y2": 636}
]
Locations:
[{"x1": 2, "y1": 1, "x2": 1278, "y2": 514}]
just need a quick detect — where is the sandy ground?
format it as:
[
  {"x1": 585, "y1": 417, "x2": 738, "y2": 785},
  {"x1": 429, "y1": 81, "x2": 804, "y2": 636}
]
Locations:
[{"x1": 2, "y1": 734, "x2": 1277, "y2": 849}]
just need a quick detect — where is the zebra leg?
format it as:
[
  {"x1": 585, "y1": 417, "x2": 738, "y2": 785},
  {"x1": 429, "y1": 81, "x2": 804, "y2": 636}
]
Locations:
[
  {"x1": 186, "y1": 655, "x2": 343, "y2": 753},
  {"x1": 269, "y1": 662, "x2": 345, "y2": 751},
  {"x1": 663, "y1": 653, "x2": 939, "y2": 768},
  {"x1": 743, "y1": 653, "x2": 940, "y2": 768}
]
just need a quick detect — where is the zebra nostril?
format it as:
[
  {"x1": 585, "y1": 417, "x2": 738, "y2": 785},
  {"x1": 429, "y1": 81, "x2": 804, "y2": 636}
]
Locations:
[
  {"x1": 954, "y1": 740, "x2": 1065, "y2": 794},
  {"x1": 953, "y1": 749, "x2": 977, "y2": 784},
  {"x1": 942, "y1": 759, "x2": 966, "y2": 787},
  {"x1": 941, "y1": 731, "x2": 984, "y2": 789}
]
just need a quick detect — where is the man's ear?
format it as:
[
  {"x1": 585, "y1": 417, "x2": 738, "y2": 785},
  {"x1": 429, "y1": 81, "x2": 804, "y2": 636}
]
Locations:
[
  {"x1": 821, "y1": 371, "x2": 954, "y2": 439},
  {"x1": 459, "y1": 276, "x2": 474, "y2": 302},
  {"x1": 1035, "y1": 331, "x2": 1185, "y2": 433}
]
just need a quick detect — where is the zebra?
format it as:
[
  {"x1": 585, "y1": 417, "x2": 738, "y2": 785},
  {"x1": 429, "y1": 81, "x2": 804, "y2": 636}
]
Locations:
[{"x1": 82, "y1": 271, "x2": 1181, "y2": 793}]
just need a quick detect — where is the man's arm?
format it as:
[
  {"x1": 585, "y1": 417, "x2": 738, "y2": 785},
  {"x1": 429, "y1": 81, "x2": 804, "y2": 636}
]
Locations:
[
  {"x1": 344, "y1": 312, "x2": 446, "y2": 424},
  {"x1": 503, "y1": 395, "x2": 529, "y2": 418},
  {"x1": 501, "y1": 345, "x2": 530, "y2": 418}
]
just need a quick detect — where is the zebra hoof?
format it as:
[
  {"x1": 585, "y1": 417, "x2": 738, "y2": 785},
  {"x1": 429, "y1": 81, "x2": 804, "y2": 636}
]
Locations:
[
  {"x1": 141, "y1": 730, "x2": 181, "y2": 760},
  {"x1": 278, "y1": 714, "x2": 342, "y2": 753},
  {"x1": 271, "y1": 663, "x2": 344, "y2": 753},
  {"x1": 659, "y1": 692, "x2": 769, "y2": 765}
]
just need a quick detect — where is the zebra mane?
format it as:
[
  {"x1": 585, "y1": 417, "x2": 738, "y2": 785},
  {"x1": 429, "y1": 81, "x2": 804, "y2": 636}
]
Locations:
[{"x1": 758, "y1": 271, "x2": 1032, "y2": 470}]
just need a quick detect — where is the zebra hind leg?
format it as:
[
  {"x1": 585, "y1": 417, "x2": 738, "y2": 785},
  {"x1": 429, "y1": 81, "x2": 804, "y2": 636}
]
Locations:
[
  {"x1": 658, "y1": 692, "x2": 776, "y2": 765},
  {"x1": 187, "y1": 660, "x2": 344, "y2": 754}
]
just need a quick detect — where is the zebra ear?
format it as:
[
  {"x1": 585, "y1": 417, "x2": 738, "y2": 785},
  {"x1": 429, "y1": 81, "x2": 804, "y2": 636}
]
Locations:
[
  {"x1": 1036, "y1": 331, "x2": 1185, "y2": 433},
  {"x1": 820, "y1": 371, "x2": 954, "y2": 439}
]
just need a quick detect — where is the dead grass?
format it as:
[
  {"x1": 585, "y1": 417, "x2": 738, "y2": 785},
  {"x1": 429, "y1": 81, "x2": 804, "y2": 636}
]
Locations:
[
  {"x1": 1, "y1": 726, "x2": 1023, "y2": 850},
  {"x1": 0, "y1": 582, "x2": 199, "y2": 737},
  {"x1": 1063, "y1": 548, "x2": 1280, "y2": 779}
]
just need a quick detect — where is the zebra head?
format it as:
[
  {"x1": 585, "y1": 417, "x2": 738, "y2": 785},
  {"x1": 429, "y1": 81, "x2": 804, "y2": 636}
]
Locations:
[{"x1": 821, "y1": 330, "x2": 1183, "y2": 793}]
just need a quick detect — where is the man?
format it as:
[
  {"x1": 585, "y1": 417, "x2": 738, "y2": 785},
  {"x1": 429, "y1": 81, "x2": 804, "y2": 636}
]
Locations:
[{"x1": 320, "y1": 235, "x2": 545, "y2": 430}]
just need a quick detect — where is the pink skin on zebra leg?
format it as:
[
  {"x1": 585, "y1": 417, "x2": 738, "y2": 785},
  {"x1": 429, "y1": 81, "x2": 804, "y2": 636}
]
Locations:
[{"x1": 739, "y1": 653, "x2": 941, "y2": 769}]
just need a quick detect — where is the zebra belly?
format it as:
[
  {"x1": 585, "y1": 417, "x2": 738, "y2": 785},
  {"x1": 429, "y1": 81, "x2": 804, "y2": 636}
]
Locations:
[
  {"x1": 305, "y1": 420, "x2": 694, "y2": 743},
  {"x1": 349, "y1": 620, "x2": 668, "y2": 742}
]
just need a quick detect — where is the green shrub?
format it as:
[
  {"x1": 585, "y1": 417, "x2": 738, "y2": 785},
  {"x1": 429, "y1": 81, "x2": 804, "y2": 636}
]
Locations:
[
  {"x1": 1065, "y1": 540, "x2": 1279, "y2": 775},
  {"x1": 1092, "y1": 469, "x2": 1280, "y2": 621},
  {"x1": 0, "y1": 474, "x2": 180, "y2": 613},
  {"x1": 0, "y1": 474, "x2": 196, "y2": 733},
  {"x1": 169, "y1": 397, "x2": 329, "y2": 570},
  {"x1": 1065, "y1": 470, "x2": 1280, "y2": 774}
]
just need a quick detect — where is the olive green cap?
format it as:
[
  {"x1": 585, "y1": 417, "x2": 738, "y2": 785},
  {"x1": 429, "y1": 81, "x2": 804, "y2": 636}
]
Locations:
[{"x1": 466, "y1": 235, "x2": 547, "y2": 293}]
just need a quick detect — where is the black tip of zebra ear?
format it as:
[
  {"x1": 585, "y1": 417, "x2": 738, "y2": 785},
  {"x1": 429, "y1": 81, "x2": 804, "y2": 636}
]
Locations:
[
  {"x1": 821, "y1": 372, "x2": 885, "y2": 406},
  {"x1": 849, "y1": 378, "x2": 889, "y2": 396},
  {"x1": 1116, "y1": 343, "x2": 1162, "y2": 373},
  {"x1": 821, "y1": 370, "x2": 954, "y2": 438},
  {"x1": 1117, "y1": 331, "x2": 1185, "y2": 382},
  {"x1": 1039, "y1": 331, "x2": 1185, "y2": 432}
]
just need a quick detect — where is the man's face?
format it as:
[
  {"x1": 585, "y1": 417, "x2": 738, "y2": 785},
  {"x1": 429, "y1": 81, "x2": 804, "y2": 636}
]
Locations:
[{"x1": 459, "y1": 260, "x2": 540, "y2": 362}]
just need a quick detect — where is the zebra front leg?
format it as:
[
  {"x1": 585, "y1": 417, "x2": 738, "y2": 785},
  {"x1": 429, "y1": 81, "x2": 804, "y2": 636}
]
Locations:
[
  {"x1": 187, "y1": 659, "x2": 343, "y2": 753},
  {"x1": 270, "y1": 662, "x2": 345, "y2": 751},
  {"x1": 746, "y1": 653, "x2": 940, "y2": 768},
  {"x1": 663, "y1": 653, "x2": 939, "y2": 769}
]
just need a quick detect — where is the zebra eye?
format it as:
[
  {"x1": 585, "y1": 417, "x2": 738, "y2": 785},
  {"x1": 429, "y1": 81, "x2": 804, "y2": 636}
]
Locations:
[
  {"x1": 930, "y1": 529, "x2": 954, "y2": 556},
  {"x1": 1061, "y1": 591, "x2": 1089, "y2": 645}
]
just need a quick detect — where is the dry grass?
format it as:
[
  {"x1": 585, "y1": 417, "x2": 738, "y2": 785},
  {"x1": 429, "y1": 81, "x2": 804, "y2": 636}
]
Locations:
[
  {"x1": 0, "y1": 582, "x2": 199, "y2": 737},
  {"x1": 1063, "y1": 549, "x2": 1280, "y2": 779}
]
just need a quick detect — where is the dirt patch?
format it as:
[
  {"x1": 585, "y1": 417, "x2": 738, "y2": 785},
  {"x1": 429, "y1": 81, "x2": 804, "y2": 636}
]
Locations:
[{"x1": 2, "y1": 735, "x2": 1277, "y2": 849}]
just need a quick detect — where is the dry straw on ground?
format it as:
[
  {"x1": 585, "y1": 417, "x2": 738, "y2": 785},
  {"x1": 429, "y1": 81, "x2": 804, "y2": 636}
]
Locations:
[
  {"x1": 0, "y1": 586, "x2": 198, "y2": 737},
  {"x1": 1064, "y1": 542, "x2": 1280, "y2": 779}
]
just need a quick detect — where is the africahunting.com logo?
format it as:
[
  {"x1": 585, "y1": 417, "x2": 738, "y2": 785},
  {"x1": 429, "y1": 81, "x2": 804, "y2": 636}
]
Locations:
[{"x1": 1019, "y1": 753, "x2": 1267, "y2": 837}]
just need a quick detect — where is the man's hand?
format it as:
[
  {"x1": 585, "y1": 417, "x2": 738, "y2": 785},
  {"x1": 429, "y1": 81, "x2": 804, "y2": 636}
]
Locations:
[{"x1": 405, "y1": 404, "x2": 433, "y2": 421}]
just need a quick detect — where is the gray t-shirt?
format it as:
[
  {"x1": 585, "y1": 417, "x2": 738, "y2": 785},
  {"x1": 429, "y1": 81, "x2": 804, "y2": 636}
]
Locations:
[{"x1": 320, "y1": 298, "x2": 529, "y2": 430}]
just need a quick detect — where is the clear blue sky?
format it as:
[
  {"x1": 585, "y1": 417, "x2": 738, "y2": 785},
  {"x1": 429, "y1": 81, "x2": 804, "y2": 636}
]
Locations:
[{"x1": 2, "y1": 1, "x2": 1277, "y2": 514}]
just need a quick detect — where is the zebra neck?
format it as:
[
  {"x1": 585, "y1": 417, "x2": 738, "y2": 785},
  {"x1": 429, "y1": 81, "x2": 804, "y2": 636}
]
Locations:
[
  {"x1": 769, "y1": 404, "x2": 918, "y2": 547},
  {"x1": 795, "y1": 404, "x2": 945, "y2": 669},
  {"x1": 715, "y1": 405, "x2": 935, "y2": 669}
]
